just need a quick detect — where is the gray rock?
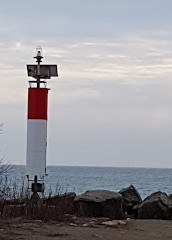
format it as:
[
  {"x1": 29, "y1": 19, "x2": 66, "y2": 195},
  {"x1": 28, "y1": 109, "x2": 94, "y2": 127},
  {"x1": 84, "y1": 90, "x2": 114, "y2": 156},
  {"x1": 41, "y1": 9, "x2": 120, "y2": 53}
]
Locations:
[
  {"x1": 43, "y1": 192, "x2": 76, "y2": 215},
  {"x1": 0, "y1": 198, "x2": 4, "y2": 214},
  {"x1": 137, "y1": 191, "x2": 170, "y2": 219},
  {"x1": 119, "y1": 185, "x2": 142, "y2": 214},
  {"x1": 102, "y1": 220, "x2": 127, "y2": 227},
  {"x1": 75, "y1": 190, "x2": 123, "y2": 220},
  {"x1": 2, "y1": 205, "x2": 25, "y2": 218},
  {"x1": 167, "y1": 194, "x2": 172, "y2": 218}
]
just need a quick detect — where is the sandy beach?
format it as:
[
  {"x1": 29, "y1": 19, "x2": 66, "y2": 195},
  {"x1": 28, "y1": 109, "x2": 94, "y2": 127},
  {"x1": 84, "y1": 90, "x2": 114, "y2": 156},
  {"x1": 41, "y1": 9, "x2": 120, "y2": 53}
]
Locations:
[{"x1": 0, "y1": 218, "x2": 172, "y2": 240}]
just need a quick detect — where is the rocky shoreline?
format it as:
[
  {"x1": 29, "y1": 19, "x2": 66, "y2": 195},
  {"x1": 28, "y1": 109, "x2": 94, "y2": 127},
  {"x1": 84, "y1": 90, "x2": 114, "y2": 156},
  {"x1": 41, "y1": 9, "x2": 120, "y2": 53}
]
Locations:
[{"x1": 1, "y1": 185, "x2": 172, "y2": 221}]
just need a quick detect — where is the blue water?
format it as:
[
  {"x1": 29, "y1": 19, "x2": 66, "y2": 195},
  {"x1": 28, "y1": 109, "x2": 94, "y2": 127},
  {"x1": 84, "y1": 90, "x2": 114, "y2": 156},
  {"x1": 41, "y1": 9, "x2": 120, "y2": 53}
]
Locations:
[{"x1": 5, "y1": 165, "x2": 172, "y2": 199}]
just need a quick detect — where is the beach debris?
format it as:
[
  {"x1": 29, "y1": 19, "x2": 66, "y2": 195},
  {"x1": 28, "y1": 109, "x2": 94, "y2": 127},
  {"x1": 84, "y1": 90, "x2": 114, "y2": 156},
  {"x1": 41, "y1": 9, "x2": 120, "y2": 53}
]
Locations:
[
  {"x1": 101, "y1": 220, "x2": 118, "y2": 228},
  {"x1": 70, "y1": 223, "x2": 77, "y2": 227},
  {"x1": 91, "y1": 218, "x2": 98, "y2": 222},
  {"x1": 82, "y1": 222, "x2": 104, "y2": 228},
  {"x1": 46, "y1": 233, "x2": 68, "y2": 237},
  {"x1": 92, "y1": 233, "x2": 102, "y2": 238},
  {"x1": 82, "y1": 222, "x2": 99, "y2": 227},
  {"x1": 101, "y1": 220, "x2": 127, "y2": 228},
  {"x1": 118, "y1": 220, "x2": 127, "y2": 225},
  {"x1": 82, "y1": 223, "x2": 90, "y2": 227},
  {"x1": 56, "y1": 223, "x2": 61, "y2": 227}
]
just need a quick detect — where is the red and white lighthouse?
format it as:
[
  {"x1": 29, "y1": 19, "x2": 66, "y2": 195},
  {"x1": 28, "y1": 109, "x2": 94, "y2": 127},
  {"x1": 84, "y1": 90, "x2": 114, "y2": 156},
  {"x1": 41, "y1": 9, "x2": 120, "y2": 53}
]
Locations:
[{"x1": 26, "y1": 47, "x2": 58, "y2": 192}]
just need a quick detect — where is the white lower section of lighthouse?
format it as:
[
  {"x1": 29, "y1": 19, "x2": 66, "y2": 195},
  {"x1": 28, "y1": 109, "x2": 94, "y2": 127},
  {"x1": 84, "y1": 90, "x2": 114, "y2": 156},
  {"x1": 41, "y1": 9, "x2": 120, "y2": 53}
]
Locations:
[{"x1": 26, "y1": 119, "x2": 47, "y2": 178}]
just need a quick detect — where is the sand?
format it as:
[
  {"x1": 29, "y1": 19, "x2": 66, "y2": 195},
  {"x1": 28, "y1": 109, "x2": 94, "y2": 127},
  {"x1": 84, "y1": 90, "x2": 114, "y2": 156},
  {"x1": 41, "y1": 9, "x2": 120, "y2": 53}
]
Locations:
[{"x1": 0, "y1": 218, "x2": 171, "y2": 240}]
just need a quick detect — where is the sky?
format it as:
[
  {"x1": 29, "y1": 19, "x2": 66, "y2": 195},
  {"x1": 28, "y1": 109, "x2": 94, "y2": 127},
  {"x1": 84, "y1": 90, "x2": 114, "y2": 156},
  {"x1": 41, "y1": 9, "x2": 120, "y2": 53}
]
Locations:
[{"x1": 1, "y1": 0, "x2": 172, "y2": 168}]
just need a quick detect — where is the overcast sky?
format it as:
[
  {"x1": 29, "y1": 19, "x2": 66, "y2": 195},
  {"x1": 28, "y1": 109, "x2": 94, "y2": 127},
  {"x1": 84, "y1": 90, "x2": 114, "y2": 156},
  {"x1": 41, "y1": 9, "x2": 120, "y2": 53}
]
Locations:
[{"x1": 1, "y1": 0, "x2": 172, "y2": 168}]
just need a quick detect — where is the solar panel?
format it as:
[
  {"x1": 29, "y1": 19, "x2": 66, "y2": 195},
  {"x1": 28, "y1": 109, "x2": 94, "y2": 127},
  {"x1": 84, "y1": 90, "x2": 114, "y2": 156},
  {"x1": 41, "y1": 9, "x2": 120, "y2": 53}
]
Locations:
[{"x1": 27, "y1": 65, "x2": 58, "y2": 79}]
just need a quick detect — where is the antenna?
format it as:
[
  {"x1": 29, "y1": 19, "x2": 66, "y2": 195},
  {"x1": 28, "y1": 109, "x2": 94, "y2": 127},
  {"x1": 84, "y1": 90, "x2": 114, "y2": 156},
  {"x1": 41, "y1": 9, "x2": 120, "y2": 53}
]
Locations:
[{"x1": 27, "y1": 46, "x2": 58, "y2": 88}]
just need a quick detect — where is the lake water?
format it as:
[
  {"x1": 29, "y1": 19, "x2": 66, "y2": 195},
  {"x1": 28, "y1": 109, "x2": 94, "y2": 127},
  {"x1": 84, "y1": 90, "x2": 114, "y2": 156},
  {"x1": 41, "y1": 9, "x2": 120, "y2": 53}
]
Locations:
[{"x1": 5, "y1": 165, "x2": 172, "y2": 199}]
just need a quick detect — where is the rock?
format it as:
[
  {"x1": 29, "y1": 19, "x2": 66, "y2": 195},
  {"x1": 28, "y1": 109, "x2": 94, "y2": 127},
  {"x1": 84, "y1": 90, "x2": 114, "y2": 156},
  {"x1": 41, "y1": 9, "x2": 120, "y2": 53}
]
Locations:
[
  {"x1": 92, "y1": 234, "x2": 101, "y2": 238},
  {"x1": 137, "y1": 191, "x2": 171, "y2": 219},
  {"x1": 82, "y1": 222, "x2": 103, "y2": 228},
  {"x1": 168, "y1": 194, "x2": 172, "y2": 200},
  {"x1": 42, "y1": 206, "x2": 64, "y2": 221},
  {"x1": 0, "y1": 198, "x2": 4, "y2": 214},
  {"x1": 82, "y1": 223, "x2": 90, "y2": 227},
  {"x1": 102, "y1": 220, "x2": 127, "y2": 227},
  {"x1": 131, "y1": 204, "x2": 140, "y2": 218},
  {"x1": 2, "y1": 205, "x2": 25, "y2": 218},
  {"x1": 63, "y1": 214, "x2": 78, "y2": 223},
  {"x1": 44, "y1": 206, "x2": 56, "y2": 220},
  {"x1": 102, "y1": 220, "x2": 118, "y2": 228},
  {"x1": 91, "y1": 218, "x2": 98, "y2": 222},
  {"x1": 118, "y1": 220, "x2": 127, "y2": 225},
  {"x1": 119, "y1": 185, "x2": 142, "y2": 214},
  {"x1": 167, "y1": 194, "x2": 172, "y2": 218},
  {"x1": 26, "y1": 192, "x2": 76, "y2": 221},
  {"x1": 43, "y1": 192, "x2": 76, "y2": 215},
  {"x1": 74, "y1": 190, "x2": 123, "y2": 219},
  {"x1": 42, "y1": 208, "x2": 75, "y2": 221},
  {"x1": 70, "y1": 223, "x2": 77, "y2": 227}
]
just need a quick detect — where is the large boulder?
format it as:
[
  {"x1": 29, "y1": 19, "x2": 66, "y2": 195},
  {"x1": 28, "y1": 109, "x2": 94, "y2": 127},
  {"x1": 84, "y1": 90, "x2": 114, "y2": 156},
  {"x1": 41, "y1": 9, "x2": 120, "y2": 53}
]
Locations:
[
  {"x1": 167, "y1": 194, "x2": 172, "y2": 218},
  {"x1": 119, "y1": 185, "x2": 142, "y2": 214},
  {"x1": 43, "y1": 192, "x2": 76, "y2": 215},
  {"x1": 137, "y1": 191, "x2": 171, "y2": 219},
  {"x1": 2, "y1": 205, "x2": 26, "y2": 218},
  {"x1": 74, "y1": 190, "x2": 123, "y2": 220}
]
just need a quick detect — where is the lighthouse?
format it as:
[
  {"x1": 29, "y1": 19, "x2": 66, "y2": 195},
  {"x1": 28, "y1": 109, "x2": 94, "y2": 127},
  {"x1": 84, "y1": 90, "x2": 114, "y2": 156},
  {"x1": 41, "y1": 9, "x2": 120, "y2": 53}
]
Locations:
[{"x1": 26, "y1": 47, "x2": 58, "y2": 193}]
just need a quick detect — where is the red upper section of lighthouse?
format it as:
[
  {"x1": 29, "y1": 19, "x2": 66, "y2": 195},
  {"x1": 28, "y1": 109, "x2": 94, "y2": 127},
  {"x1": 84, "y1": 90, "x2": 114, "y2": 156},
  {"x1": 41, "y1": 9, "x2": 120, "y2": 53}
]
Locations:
[{"x1": 28, "y1": 88, "x2": 48, "y2": 120}]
